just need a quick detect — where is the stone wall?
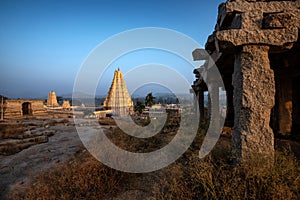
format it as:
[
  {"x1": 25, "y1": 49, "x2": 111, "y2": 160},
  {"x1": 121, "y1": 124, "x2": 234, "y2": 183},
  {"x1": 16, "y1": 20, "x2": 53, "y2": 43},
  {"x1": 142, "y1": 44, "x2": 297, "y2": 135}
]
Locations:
[{"x1": 3, "y1": 100, "x2": 45, "y2": 119}]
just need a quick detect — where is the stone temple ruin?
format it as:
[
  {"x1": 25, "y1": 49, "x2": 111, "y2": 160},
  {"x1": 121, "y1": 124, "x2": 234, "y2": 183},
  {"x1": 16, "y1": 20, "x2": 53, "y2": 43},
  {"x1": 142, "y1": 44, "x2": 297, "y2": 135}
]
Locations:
[
  {"x1": 0, "y1": 90, "x2": 71, "y2": 119},
  {"x1": 103, "y1": 69, "x2": 134, "y2": 117},
  {"x1": 47, "y1": 91, "x2": 59, "y2": 107},
  {"x1": 1, "y1": 100, "x2": 45, "y2": 119},
  {"x1": 192, "y1": 0, "x2": 300, "y2": 162},
  {"x1": 61, "y1": 100, "x2": 71, "y2": 110}
]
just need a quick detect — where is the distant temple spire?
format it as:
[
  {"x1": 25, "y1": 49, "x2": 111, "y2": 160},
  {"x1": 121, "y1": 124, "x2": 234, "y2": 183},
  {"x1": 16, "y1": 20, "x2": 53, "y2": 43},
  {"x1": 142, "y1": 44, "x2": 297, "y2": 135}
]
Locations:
[{"x1": 47, "y1": 91, "x2": 59, "y2": 107}]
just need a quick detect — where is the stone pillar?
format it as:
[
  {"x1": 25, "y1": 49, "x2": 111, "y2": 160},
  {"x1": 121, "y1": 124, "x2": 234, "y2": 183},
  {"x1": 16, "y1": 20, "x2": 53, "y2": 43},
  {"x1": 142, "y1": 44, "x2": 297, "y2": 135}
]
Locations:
[
  {"x1": 277, "y1": 77, "x2": 293, "y2": 135},
  {"x1": 207, "y1": 93, "x2": 211, "y2": 121},
  {"x1": 232, "y1": 45, "x2": 275, "y2": 162},
  {"x1": 292, "y1": 77, "x2": 300, "y2": 136},
  {"x1": 209, "y1": 83, "x2": 220, "y2": 131},
  {"x1": 192, "y1": 88, "x2": 198, "y2": 114},
  {"x1": 198, "y1": 89, "x2": 205, "y2": 123},
  {"x1": 225, "y1": 82, "x2": 234, "y2": 127}
]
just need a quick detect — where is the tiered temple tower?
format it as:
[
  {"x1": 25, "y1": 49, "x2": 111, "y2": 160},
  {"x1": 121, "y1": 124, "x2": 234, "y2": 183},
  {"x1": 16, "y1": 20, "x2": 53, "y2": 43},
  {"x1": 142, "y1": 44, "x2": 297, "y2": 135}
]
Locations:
[
  {"x1": 47, "y1": 91, "x2": 59, "y2": 107},
  {"x1": 104, "y1": 69, "x2": 133, "y2": 116}
]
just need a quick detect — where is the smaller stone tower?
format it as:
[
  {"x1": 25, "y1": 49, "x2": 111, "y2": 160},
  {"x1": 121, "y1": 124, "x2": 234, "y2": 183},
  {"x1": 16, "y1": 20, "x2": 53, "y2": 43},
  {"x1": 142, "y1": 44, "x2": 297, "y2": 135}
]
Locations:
[
  {"x1": 62, "y1": 100, "x2": 71, "y2": 109},
  {"x1": 47, "y1": 91, "x2": 59, "y2": 107}
]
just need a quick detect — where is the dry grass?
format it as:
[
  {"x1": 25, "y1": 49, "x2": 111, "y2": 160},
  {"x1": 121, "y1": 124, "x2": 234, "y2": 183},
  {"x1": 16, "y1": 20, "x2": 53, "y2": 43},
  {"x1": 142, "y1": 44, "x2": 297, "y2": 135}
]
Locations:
[
  {"x1": 0, "y1": 118, "x2": 67, "y2": 140},
  {"x1": 0, "y1": 121, "x2": 54, "y2": 155},
  {"x1": 0, "y1": 142, "x2": 35, "y2": 156},
  {"x1": 98, "y1": 117, "x2": 116, "y2": 125},
  {"x1": 7, "y1": 144, "x2": 299, "y2": 199},
  {"x1": 105, "y1": 114, "x2": 179, "y2": 153},
  {"x1": 7, "y1": 151, "x2": 124, "y2": 200},
  {"x1": 4, "y1": 114, "x2": 300, "y2": 200},
  {"x1": 57, "y1": 118, "x2": 70, "y2": 124},
  {"x1": 0, "y1": 136, "x2": 48, "y2": 155},
  {"x1": 154, "y1": 144, "x2": 300, "y2": 200},
  {"x1": 0, "y1": 123, "x2": 27, "y2": 139}
]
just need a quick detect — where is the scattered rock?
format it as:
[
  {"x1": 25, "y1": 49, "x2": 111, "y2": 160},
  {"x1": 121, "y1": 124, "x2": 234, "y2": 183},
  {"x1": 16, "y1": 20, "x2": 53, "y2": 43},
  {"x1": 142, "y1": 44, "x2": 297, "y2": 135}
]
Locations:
[{"x1": 23, "y1": 130, "x2": 32, "y2": 138}]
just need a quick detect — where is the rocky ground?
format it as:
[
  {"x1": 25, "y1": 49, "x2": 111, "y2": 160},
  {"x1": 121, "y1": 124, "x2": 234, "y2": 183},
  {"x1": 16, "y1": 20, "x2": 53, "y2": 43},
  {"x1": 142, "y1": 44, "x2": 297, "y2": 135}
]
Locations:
[
  {"x1": 0, "y1": 115, "x2": 182, "y2": 199},
  {"x1": 0, "y1": 118, "x2": 84, "y2": 199},
  {"x1": 0, "y1": 115, "x2": 299, "y2": 200}
]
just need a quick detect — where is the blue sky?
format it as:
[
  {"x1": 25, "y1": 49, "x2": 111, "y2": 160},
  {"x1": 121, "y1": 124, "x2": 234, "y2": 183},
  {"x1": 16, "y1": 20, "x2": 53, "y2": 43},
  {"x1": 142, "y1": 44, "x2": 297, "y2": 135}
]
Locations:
[{"x1": 0, "y1": 0, "x2": 224, "y2": 98}]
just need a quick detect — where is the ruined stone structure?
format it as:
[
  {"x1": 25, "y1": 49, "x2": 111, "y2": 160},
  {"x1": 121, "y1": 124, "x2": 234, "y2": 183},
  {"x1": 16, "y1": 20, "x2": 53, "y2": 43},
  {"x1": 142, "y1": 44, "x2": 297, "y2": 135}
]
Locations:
[
  {"x1": 104, "y1": 69, "x2": 133, "y2": 117},
  {"x1": 61, "y1": 100, "x2": 71, "y2": 109},
  {"x1": 192, "y1": 0, "x2": 300, "y2": 162},
  {"x1": 0, "y1": 97, "x2": 4, "y2": 121},
  {"x1": 2, "y1": 100, "x2": 45, "y2": 119},
  {"x1": 47, "y1": 91, "x2": 59, "y2": 107}
]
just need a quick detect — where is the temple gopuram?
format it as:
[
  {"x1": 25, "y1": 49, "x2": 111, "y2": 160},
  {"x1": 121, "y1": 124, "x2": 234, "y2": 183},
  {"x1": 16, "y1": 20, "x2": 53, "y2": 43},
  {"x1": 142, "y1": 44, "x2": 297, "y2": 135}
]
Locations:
[{"x1": 103, "y1": 69, "x2": 133, "y2": 117}]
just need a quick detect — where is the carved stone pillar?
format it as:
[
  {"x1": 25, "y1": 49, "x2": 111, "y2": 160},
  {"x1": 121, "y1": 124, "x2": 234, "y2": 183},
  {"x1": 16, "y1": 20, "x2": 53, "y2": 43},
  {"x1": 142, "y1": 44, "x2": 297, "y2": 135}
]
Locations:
[
  {"x1": 209, "y1": 82, "x2": 220, "y2": 132},
  {"x1": 198, "y1": 89, "x2": 205, "y2": 123},
  {"x1": 232, "y1": 45, "x2": 275, "y2": 162},
  {"x1": 225, "y1": 81, "x2": 234, "y2": 127}
]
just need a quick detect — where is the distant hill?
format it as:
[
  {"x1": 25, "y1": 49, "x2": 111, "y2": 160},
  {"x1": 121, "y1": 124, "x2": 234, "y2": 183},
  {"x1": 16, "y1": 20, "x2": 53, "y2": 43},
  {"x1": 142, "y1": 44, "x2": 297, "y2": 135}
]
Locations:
[{"x1": 60, "y1": 92, "x2": 106, "y2": 99}]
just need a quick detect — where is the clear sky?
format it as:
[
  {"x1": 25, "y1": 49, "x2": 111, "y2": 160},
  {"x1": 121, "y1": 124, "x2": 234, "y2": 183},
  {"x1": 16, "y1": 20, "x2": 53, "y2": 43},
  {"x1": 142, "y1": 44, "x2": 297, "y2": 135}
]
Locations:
[{"x1": 0, "y1": 0, "x2": 224, "y2": 99}]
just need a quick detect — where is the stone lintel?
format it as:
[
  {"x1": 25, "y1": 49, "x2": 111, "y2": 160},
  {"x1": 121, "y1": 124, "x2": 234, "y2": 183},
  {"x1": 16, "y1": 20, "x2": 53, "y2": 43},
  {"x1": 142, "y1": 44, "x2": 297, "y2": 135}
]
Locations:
[
  {"x1": 192, "y1": 49, "x2": 209, "y2": 61},
  {"x1": 216, "y1": 28, "x2": 298, "y2": 50},
  {"x1": 225, "y1": 1, "x2": 298, "y2": 14}
]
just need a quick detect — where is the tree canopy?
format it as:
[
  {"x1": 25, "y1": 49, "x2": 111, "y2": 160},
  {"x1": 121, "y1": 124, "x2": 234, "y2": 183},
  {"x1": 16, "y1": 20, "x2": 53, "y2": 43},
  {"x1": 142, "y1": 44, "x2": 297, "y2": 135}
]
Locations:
[
  {"x1": 134, "y1": 100, "x2": 145, "y2": 114},
  {"x1": 145, "y1": 92, "x2": 156, "y2": 107}
]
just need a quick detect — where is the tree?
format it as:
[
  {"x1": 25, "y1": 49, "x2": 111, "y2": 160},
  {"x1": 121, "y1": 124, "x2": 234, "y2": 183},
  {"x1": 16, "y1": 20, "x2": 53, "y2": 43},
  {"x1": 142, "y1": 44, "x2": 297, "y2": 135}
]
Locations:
[
  {"x1": 134, "y1": 100, "x2": 145, "y2": 114},
  {"x1": 0, "y1": 95, "x2": 7, "y2": 100},
  {"x1": 145, "y1": 92, "x2": 156, "y2": 107},
  {"x1": 56, "y1": 96, "x2": 63, "y2": 105}
]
